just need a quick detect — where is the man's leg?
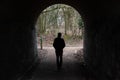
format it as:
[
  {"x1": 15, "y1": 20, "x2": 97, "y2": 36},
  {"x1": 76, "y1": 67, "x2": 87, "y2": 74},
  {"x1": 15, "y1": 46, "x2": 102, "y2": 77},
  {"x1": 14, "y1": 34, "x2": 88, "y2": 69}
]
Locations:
[
  {"x1": 59, "y1": 50, "x2": 63, "y2": 69},
  {"x1": 56, "y1": 54, "x2": 59, "y2": 69},
  {"x1": 60, "y1": 55, "x2": 63, "y2": 68},
  {"x1": 56, "y1": 51, "x2": 60, "y2": 70},
  {"x1": 56, "y1": 50, "x2": 63, "y2": 70}
]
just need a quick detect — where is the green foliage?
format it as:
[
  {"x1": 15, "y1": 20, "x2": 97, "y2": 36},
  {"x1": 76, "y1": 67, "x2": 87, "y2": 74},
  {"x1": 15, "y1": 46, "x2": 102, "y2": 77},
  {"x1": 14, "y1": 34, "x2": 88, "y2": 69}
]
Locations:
[
  {"x1": 36, "y1": 4, "x2": 84, "y2": 46},
  {"x1": 78, "y1": 17, "x2": 84, "y2": 29},
  {"x1": 63, "y1": 34, "x2": 72, "y2": 41}
]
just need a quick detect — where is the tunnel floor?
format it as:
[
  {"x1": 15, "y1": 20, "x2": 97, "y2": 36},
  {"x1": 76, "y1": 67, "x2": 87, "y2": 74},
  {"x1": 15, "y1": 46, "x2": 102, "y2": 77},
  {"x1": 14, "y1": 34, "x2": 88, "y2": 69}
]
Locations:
[{"x1": 21, "y1": 47, "x2": 93, "y2": 80}]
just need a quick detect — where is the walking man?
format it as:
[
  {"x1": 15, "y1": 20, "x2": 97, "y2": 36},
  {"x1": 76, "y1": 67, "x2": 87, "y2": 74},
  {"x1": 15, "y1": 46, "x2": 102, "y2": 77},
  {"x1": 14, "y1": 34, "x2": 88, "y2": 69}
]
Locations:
[{"x1": 53, "y1": 32, "x2": 65, "y2": 70}]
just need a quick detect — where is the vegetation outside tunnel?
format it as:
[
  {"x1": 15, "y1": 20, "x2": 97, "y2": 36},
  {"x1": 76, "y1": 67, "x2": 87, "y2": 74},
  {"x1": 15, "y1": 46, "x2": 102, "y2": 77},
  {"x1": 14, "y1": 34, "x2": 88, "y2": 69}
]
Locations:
[{"x1": 36, "y1": 4, "x2": 84, "y2": 47}]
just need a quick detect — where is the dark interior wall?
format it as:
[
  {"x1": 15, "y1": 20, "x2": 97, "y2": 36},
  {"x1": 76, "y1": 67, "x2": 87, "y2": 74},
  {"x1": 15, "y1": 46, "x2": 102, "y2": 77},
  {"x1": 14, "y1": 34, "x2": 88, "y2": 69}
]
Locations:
[
  {"x1": 1, "y1": 0, "x2": 120, "y2": 80},
  {"x1": 0, "y1": 0, "x2": 38, "y2": 79},
  {"x1": 83, "y1": 1, "x2": 120, "y2": 79}
]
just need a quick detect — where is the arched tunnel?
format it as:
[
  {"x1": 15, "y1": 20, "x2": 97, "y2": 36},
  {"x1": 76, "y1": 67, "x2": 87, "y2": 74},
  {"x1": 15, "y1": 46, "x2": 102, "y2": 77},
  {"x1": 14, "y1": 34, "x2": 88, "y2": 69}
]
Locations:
[{"x1": 1, "y1": 0, "x2": 120, "y2": 80}]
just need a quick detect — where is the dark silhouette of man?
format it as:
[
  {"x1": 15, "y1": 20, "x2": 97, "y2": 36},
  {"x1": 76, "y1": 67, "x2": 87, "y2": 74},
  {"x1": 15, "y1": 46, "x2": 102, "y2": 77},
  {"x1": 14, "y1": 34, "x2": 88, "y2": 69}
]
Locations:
[{"x1": 53, "y1": 32, "x2": 65, "y2": 70}]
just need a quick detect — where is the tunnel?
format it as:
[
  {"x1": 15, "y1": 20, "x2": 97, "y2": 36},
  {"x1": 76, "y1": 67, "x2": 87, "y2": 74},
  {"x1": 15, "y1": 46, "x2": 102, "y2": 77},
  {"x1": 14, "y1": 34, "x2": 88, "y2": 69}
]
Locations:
[{"x1": 1, "y1": 0, "x2": 120, "y2": 80}]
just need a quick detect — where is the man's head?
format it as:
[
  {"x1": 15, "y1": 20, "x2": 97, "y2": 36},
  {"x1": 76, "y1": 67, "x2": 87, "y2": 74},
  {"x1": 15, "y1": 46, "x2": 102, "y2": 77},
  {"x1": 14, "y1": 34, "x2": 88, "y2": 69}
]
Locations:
[{"x1": 58, "y1": 32, "x2": 62, "y2": 38}]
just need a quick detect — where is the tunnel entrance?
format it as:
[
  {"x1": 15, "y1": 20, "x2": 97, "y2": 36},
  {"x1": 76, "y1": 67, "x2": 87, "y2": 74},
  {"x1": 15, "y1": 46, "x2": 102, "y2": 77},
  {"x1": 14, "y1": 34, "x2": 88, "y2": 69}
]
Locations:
[
  {"x1": 1, "y1": 0, "x2": 120, "y2": 79},
  {"x1": 35, "y1": 4, "x2": 84, "y2": 62},
  {"x1": 36, "y1": 4, "x2": 84, "y2": 48},
  {"x1": 31, "y1": 4, "x2": 85, "y2": 80}
]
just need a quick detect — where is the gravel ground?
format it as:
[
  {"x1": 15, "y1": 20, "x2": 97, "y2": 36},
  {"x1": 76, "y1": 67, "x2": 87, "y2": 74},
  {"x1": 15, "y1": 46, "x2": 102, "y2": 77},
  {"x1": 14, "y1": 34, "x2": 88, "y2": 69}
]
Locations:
[
  {"x1": 21, "y1": 47, "x2": 96, "y2": 80},
  {"x1": 27, "y1": 47, "x2": 86, "y2": 80}
]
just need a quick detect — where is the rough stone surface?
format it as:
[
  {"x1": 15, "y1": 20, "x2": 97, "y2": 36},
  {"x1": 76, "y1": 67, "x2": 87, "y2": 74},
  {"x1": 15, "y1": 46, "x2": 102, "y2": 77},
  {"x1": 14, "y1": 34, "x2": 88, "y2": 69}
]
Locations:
[{"x1": 1, "y1": 0, "x2": 120, "y2": 80}]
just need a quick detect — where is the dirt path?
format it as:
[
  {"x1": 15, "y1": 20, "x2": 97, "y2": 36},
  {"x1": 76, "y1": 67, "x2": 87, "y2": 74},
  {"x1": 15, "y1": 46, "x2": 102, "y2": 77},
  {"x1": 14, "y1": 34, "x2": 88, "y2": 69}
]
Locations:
[{"x1": 23, "y1": 47, "x2": 86, "y2": 80}]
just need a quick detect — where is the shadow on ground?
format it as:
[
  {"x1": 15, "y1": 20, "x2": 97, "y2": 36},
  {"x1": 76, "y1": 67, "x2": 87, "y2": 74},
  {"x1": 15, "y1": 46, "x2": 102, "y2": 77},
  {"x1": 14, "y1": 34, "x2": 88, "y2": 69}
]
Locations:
[{"x1": 20, "y1": 48, "x2": 96, "y2": 80}]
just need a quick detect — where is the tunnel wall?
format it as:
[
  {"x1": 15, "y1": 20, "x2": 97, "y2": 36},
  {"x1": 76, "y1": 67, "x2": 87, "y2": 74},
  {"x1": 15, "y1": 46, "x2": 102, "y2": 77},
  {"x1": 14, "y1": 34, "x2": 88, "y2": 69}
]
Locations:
[
  {"x1": 1, "y1": 19, "x2": 38, "y2": 80},
  {"x1": 1, "y1": 0, "x2": 120, "y2": 80},
  {"x1": 83, "y1": 1, "x2": 120, "y2": 79},
  {"x1": 85, "y1": 15, "x2": 120, "y2": 79},
  {"x1": 0, "y1": 1, "x2": 38, "y2": 80}
]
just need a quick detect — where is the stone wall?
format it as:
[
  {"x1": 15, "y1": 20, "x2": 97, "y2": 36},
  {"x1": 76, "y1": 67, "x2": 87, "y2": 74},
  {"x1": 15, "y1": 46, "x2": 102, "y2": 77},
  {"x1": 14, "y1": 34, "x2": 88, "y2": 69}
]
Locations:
[{"x1": 1, "y1": 0, "x2": 120, "y2": 80}]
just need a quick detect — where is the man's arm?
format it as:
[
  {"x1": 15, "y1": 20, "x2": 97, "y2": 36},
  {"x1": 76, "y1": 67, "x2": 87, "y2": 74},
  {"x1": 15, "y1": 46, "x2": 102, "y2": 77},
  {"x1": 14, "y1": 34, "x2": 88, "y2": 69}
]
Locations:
[
  {"x1": 53, "y1": 38, "x2": 56, "y2": 48},
  {"x1": 62, "y1": 39, "x2": 65, "y2": 48}
]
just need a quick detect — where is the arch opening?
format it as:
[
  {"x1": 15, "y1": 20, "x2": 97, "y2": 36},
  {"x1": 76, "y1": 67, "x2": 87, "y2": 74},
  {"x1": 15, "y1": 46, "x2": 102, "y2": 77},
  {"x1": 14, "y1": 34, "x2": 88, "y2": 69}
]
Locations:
[
  {"x1": 35, "y1": 4, "x2": 85, "y2": 62},
  {"x1": 34, "y1": 3, "x2": 85, "y2": 74},
  {"x1": 30, "y1": 4, "x2": 87, "y2": 79}
]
